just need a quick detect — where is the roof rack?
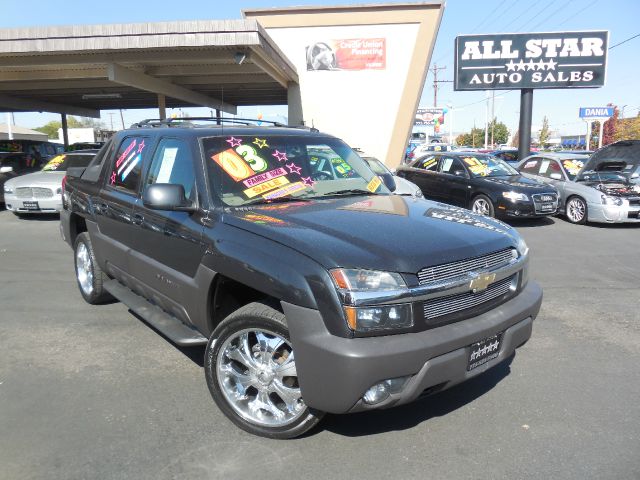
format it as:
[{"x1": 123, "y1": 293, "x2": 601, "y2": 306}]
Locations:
[{"x1": 129, "y1": 117, "x2": 319, "y2": 132}]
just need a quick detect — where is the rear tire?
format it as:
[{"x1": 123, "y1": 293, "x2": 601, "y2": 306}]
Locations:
[
  {"x1": 471, "y1": 194, "x2": 495, "y2": 217},
  {"x1": 73, "y1": 232, "x2": 112, "y2": 304},
  {"x1": 205, "y1": 302, "x2": 324, "y2": 439},
  {"x1": 565, "y1": 196, "x2": 587, "y2": 224}
]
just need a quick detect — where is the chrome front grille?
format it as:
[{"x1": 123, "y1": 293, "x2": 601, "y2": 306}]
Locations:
[
  {"x1": 532, "y1": 193, "x2": 558, "y2": 213},
  {"x1": 15, "y1": 187, "x2": 54, "y2": 198},
  {"x1": 417, "y1": 248, "x2": 515, "y2": 286},
  {"x1": 423, "y1": 275, "x2": 515, "y2": 320}
]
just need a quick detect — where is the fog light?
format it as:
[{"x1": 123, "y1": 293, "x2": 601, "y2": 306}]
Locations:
[{"x1": 362, "y1": 376, "x2": 410, "y2": 405}]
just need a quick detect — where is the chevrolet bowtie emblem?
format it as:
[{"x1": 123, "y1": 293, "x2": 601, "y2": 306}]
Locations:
[{"x1": 469, "y1": 273, "x2": 496, "y2": 293}]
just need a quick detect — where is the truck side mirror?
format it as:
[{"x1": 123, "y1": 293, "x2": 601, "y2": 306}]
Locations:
[
  {"x1": 380, "y1": 173, "x2": 397, "y2": 192},
  {"x1": 142, "y1": 184, "x2": 195, "y2": 212}
]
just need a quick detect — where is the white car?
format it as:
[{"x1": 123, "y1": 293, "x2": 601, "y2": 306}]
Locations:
[
  {"x1": 3, "y1": 150, "x2": 97, "y2": 215},
  {"x1": 362, "y1": 156, "x2": 423, "y2": 197}
]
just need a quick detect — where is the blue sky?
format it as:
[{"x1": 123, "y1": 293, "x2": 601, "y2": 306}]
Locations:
[{"x1": 2, "y1": 0, "x2": 638, "y2": 137}]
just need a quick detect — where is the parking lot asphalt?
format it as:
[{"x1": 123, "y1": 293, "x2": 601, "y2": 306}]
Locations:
[{"x1": 1, "y1": 209, "x2": 639, "y2": 480}]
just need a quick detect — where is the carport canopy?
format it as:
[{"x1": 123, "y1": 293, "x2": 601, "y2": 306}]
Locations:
[{"x1": 0, "y1": 19, "x2": 298, "y2": 119}]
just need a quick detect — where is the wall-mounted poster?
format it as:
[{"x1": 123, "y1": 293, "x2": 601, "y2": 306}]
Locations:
[{"x1": 306, "y1": 38, "x2": 386, "y2": 71}]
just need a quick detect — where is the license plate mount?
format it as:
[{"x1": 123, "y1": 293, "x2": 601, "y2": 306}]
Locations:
[
  {"x1": 467, "y1": 333, "x2": 503, "y2": 371},
  {"x1": 22, "y1": 201, "x2": 40, "y2": 211}
]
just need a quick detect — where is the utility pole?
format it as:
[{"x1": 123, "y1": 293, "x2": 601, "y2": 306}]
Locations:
[
  {"x1": 430, "y1": 63, "x2": 451, "y2": 108},
  {"x1": 490, "y1": 91, "x2": 495, "y2": 147},
  {"x1": 108, "y1": 112, "x2": 115, "y2": 131},
  {"x1": 119, "y1": 109, "x2": 125, "y2": 129}
]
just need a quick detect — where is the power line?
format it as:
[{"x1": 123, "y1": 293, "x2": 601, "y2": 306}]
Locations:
[
  {"x1": 470, "y1": 0, "x2": 508, "y2": 34},
  {"x1": 609, "y1": 33, "x2": 640, "y2": 50},
  {"x1": 531, "y1": 0, "x2": 576, "y2": 31},
  {"x1": 512, "y1": 0, "x2": 556, "y2": 31},
  {"x1": 556, "y1": 0, "x2": 597, "y2": 27}
]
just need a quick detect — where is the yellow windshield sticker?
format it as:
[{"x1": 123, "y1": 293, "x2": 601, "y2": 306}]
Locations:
[
  {"x1": 562, "y1": 159, "x2": 584, "y2": 176},
  {"x1": 367, "y1": 175, "x2": 382, "y2": 192},
  {"x1": 463, "y1": 157, "x2": 491, "y2": 176},
  {"x1": 42, "y1": 154, "x2": 66, "y2": 171},
  {"x1": 243, "y1": 176, "x2": 290, "y2": 198},
  {"x1": 212, "y1": 148, "x2": 254, "y2": 181}
]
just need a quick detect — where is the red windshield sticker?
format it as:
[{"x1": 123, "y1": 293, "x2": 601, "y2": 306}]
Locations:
[
  {"x1": 212, "y1": 148, "x2": 254, "y2": 181},
  {"x1": 226, "y1": 136, "x2": 242, "y2": 148},
  {"x1": 272, "y1": 150, "x2": 288, "y2": 162},
  {"x1": 253, "y1": 138, "x2": 269, "y2": 149},
  {"x1": 243, "y1": 167, "x2": 287, "y2": 188},
  {"x1": 263, "y1": 181, "x2": 306, "y2": 200}
]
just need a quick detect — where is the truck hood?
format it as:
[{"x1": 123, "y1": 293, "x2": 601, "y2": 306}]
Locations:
[
  {"x1": 223, "y1": 195, "x2": 519, "y2": 274},
  {"x1": 5, "y1": 171, "x2": 64, "y2": 189}
]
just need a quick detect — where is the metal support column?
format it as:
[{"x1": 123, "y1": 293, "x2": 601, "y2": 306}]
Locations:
[
  {"x1": 158, "y1": 94, "x2": 166, "y2": 120},
  {"x1": 517, "y1": 89, "x2": 533, "y2": 160},
  {"x1": 61, "y1": 113, "x2": 69, "y2": 149}
]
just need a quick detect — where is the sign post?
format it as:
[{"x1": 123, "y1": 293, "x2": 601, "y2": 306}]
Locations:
[
  {"x1": 578, "y1": 107, "x2": 614, "y2": 150},
  {"x1": 454, "y1": 31, "x2": 608, "y2": 157}
]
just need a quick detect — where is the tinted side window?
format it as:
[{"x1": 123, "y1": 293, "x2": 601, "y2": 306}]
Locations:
[
  {"x1": 108, "y1": 136, "x2": 148, "y2": 194},
  {"x1": 439, "y1": 157, "x2": 466, "y2": 175},
  {"x1": 414, "y1": 155, "x2": 439, "y2": 171},
  {"x1": 520, "y1": 158, "x2": 540, "y2": 174},
  {"x1": 145, "y1": 138, "x2": 196, "y2": 200},
  {"x1": 537, "y1": 159, "x2": 563, "y2": 178}
]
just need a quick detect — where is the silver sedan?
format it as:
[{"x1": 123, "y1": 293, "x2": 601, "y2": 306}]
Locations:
[
  {"x1": 3, "y1": 150, "x2": 96, "y2": 215},
  {"x1": 517, "y1": 153, "x2": 640, "y2": 224}
]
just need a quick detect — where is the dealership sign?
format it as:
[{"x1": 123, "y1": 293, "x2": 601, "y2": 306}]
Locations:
[
  {"x1": 454, "y1": 31, "x2": 608, "y2": 90},
  {"x1": 306, "y1": 38, "x2": 386, "y2": 71},
  {"x1": 579, "y1": 106, "x2": 614, "y2": 118},
  {"x1": 415, "y1": 108, "x2": 444, "y2": 126}
]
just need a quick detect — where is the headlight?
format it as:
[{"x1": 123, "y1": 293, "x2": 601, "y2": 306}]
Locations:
[
  {"x1": 330, "y1": 268, "x2": 405, "y2": 291},
  {"x1": 502, "y1": 191, "x2": 528, "y2": 202},
  {"x1": 601, "y1": 195, "x2": 623, "y2": 206},
  {"x1": 516, "y1": 236, "x2": 529, "y2": 257},
  {"x1": 3, "y1": 184, "x2": 13, "y2": 194},
  {"x1": 330, "y1": 269, "x2": 413, "y2": 332}
]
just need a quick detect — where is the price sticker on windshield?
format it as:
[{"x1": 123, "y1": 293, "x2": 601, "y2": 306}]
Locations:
[{"x1": 367, "y1": 175, "x2": 382, "y2": 192}]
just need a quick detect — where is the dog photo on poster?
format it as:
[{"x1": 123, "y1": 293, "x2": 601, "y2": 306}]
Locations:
[{"x1": 306, "y1": 38, "x2": 386, "y2": 71}]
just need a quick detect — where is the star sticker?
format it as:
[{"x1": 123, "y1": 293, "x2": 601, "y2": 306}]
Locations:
[
  {"x1": 253, "y1": 138, "x2": 268, "y2": 149},
  {"x1": 526, "y1": 59, "x2": 536, "y2": 71},
  {"x1": 546, "y1": 59, "x2": 557, "y2": 70},
  {"x1": 226, "y1": 136, "x2": 242, "y2": 147},
  {"x1": 301, "y1": 176, "x2": 315, "y2": 187},
  {"x1": 516, "y1": 60, "x2": 526, "y2": 71},
  {"x1": 286, "y1": 162, "x2": 302, "y2": 175},
  {"x1": 505, "y1": 59, "x2": 516, "y2": 72},
  {"x1": 110, "y1": 171, "x2": 116, "y2": 185},
  {"x1": 272, "y1": 150, "x2": 288, "y2": 162},
  {"x1": 137, "y1": 139, "x2": 145, "y2": 153},
  {"x1": 536, "y1": 59, "x2": 546, "y2": 71}
]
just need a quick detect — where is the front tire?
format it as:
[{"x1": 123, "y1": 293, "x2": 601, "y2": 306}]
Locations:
[
  {"x1": 205, "y1": 302, "x2": 324, "y2": 439},
  {"x1": 471, "y1": 194, "x2": 495, "y2": 217},
  {"x1": 565, "y1": 196, "x2": 587, "y2": 224},
  {"x1": 73, "y1": 232, "x2": 112, "y2": 304}
]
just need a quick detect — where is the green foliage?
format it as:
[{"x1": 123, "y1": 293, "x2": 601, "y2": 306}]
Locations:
[
  {"x1": 34, "y1": 116, "x2": 105, "y2": 139},
  {"x1": 538, "y1": 116, "x2": 550, "y2": 146},
  {"x1": 456, "y1": 118, "x2": 509, "y2": 147}
]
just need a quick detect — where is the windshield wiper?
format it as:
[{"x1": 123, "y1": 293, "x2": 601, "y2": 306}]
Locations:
[
  {"x1": 317, "y1": 189, "x2": 375, "y2": 197},
  {"x1": 242, "y1": 195, "x2": 313, "y2": 206}
]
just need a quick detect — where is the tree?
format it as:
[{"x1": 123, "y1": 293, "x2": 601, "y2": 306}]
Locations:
[
  {"x1": 455, "y1": 119, "x2": 509, "y2": 148},
  {"x1": 538, "y1": 116, "x2": 550, "y2": 146},
  {"x1": 614, "y1": 114, "x2": 640, "y2": 142},
  {"x1": 34, "y1": 116, "x2": 105, "y2": 139},
  {"x1": 602, "y1": 105, "x2": 618, "y2": 145},
  {"x1": 488, "y1": 118, "x2": 509, "y2": 145},
  {"x1": 511, "y1": 129, "x2": 519, "y2": 147}
]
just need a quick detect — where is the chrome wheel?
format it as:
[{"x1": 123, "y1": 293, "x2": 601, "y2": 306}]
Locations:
[
  {"x1": 567, "y1": 198, "x2": 586, "y2": 223},
  {"x1": 216, "y1": 329, "x2": 305, "y2": 427},
  {"x1": 75, "y1": 242, "x2": 94, "y2": 296},
  {"x1": 472, "y1": 198, "x2": 491, "y2": 216}
]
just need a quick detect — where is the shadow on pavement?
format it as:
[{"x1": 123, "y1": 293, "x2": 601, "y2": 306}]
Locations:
[
  {"x1": 15, "y1": 212, "x2": 60, "y2": 222},
  {"x1": 505, "y1": 216, "x2": 556, "y2": 228},
  {"x1": 320, "y1": 354, "x2": 514, "y2": 438}
]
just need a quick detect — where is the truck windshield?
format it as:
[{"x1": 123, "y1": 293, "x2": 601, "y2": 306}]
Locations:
[
  {"x1": 42, "y1": 154, "x2": 95, "y2": 172},
  {"x1": 201, "y1": 135, "x2": 390, "y2": 206}
]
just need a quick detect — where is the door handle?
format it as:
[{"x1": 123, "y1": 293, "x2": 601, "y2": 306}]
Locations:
[{"x1": 132, "y1": 213, "x2": 144, "y2": 226}]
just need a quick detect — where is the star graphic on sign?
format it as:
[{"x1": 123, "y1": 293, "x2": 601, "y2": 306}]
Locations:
[
  {"x1": 516, "y1": 60, "x2": 526, "y2": 71},
  {"x1": 286, "y1": 162, "x2": 302, "y2": 175},
  {"x1": 301, "y1": 176, "x2": 315, "y2": 187},
  {"x1": 137, "y1": 139, "x2": 145, "y2": 153},
  {"x1": 546, "y1": 59, "x2": 557, "y2": 70},
  {"x1": 272, "y1": 150, "x2": 288, "y2": 162},
  {"x1": 110, "y1": 171, "x2": 116, "y2": 185},
  {"x1": 505, "y1": 59, "x2": 517, "y2": 72},
  {"x1": 536, "y1": 59, "x2": 546, "y2": 71},
  {"x1": 253, "y1": 137, "x2": 268, "y2": 149},
  {"x1": 226, "y1": 136, "x2": 242, "y2": 147},
  {"x1": 526, "y1": 59, "x2": 536, "y2": 71}
]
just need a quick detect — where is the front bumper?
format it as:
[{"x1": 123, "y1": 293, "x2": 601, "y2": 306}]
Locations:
[
  {"x1": 4, "y1": 193, "x2": 63, "y2": 213},
  {"x1": 284, "y1": 280, "x2": 542, "y2": 414},
  {"x1": 497, "y1": 199, "x2": 558, "y2": 218},
  {"x1": 587, "y1": 201, "x2": 640, "y2": 223}
]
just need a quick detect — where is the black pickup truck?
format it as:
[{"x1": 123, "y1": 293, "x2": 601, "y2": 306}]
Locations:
[{"x1": 60, "y1": 118, "x2": 542, "y2": 439}]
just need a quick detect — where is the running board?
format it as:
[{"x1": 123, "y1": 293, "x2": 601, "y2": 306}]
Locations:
[{"x1": 104, "y1": 279, "x2": 208, "y2": 346}]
